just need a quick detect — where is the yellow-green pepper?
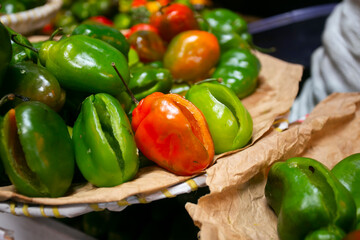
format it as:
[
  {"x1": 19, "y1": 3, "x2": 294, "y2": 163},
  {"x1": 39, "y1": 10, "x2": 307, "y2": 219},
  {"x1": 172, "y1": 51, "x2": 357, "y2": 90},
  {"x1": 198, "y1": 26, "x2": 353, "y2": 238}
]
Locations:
[
  {"x1": 185, "y1": 81, "x2": 252, "y2": 154},
  {"x1": 72, "y1": 93, "x2": 139, "y2": 187}
]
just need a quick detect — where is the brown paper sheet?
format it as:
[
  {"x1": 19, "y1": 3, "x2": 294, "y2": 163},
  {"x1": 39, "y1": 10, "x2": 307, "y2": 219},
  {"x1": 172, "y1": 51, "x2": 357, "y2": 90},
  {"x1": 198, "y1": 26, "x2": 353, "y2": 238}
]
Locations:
[
  {"x1": 0, "y1": 48, "x2": 302, "y2": 205},
  {"x1": 186, "y1": 93, "x2": 360, "y2": 240}
]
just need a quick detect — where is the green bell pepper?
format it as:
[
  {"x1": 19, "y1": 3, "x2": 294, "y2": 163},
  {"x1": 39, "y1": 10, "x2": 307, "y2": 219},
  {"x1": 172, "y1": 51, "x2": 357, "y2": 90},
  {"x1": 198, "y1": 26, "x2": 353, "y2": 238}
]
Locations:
[
  {"x1": 304, "y1": 225, "x2": 346, "y2": 240},
  {"x1": 6, "y1": 26, "x2": 38, "y2": 64},
  {"x1": 129, "y1": 66, "x2": 173, "y2": 101},
  {"x1": 0, "y1": 22, "x2": 12, "y2": 88},
  {"x1": 0, "y1": 101, "x2": 75, "y2": 197},
  {"x1": 212, "y1": 30, "x2": 250, "y2": 53},
  {"x1": 185, "y1": 81, "x2": 252, "y2": 154},
  {"x1": 212, "y1": 48, "x2": 261, "y2": 99},
  {"x1": 332, "y1": 153, "x2": 360, "y2": 229},
  {"x1": 3, "y1": 61, "x2": 66, "y2": 112},
  {"x1": 202, "y1": 8, "x2": 248, "y2": 35},
  {"x1": 71, "y1": 24, "x2": 130, "y2": 58},
  {"x1": 72, "y1": 93, "x2": 139, "y2": 187},
  {"x1": 39, "y1": 35, "x2": 130, "y2": 95},
  {"x1": 265, "y1": 157, "x2": 357, "y2": 240}
]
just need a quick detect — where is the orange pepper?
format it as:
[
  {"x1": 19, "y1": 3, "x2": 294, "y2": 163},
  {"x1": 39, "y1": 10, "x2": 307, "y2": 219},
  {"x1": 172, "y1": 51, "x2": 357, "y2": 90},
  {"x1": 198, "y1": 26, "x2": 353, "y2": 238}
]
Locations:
[{"x1": 132, "y1": 92, "x2": 214, "y2": 175}]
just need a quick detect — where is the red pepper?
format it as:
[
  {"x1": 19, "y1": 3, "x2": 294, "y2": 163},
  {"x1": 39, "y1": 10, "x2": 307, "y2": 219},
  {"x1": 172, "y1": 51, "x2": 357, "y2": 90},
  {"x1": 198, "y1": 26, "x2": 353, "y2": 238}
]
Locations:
[
  {"x1": 125, "y1": 23, "x2": 159, "y2": 38},
  {"x1": 132, "y1": 0, "x2": 147, "y2": 8},
  {"x1": 86, "y1": 16, "x2": 114, "y2": 27},
  {"x1": 131, "y1": 92, "x2": 214, "y2": 175},
  {"x1": 149, "y1": 3, "x2": 199, "y2": 42}
]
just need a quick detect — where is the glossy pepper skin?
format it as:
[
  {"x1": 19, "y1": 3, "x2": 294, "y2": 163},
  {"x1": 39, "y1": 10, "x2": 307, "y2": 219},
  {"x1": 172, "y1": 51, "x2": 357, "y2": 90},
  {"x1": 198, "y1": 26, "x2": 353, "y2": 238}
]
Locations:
[
  {"x1": 212, "y1": 30, "x2": 250, "y2": 54},
  {"x1": 4, "y1": 61, "x2": 66, "y2": 112},
  {"x1": 332, "y1": 153, "x2": 360, "y2": 229},
  {"x1": 129, "y1": 66, "x2": 173, "y2": 100},
  {"x1": 71, "y1": 24, "x2": 130, "y2": 58},
  {"x1": 131, "y1": 92, "x2": 214, "y2": 176},
  {"x1": 202, "y1": 8, "x2": 248, "y2": 35},
  {"x1": 212, "y1": 48, "x2": 261, "y2": 99},
  {"x1": 265, "y1": 157, "x2": 357, "y2": 240},
  {"x1": 185, "y1": 82, "x2": 253, "y2": 154},
  {"x1": 6, "y1": 26, "x2": 37, "y2": 64},
  {"x1": 149, "y1": 3, "x2": 199, "y2": 43},
  {"x1": 0, "y1": 101, "x2": 75, "y2": 197},
  {"x1": 39, "y1": 35, "x2": 130, "y2": 95},
  {"x1": 72, "y1": 93, "x2": 139, "y2": 187},
  {"x1": 163, "y1": 30, "x2": 220, "y2": 83},
  {"x1": 0, "y1": 22, "x2": 12, "y2": 87}
]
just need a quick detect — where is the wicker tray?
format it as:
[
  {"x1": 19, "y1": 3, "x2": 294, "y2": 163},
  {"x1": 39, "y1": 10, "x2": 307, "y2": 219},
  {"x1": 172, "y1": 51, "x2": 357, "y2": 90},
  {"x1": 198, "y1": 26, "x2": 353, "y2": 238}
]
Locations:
[{"x1": 0, "y1": 0, "x2": 62, "y2": 35}]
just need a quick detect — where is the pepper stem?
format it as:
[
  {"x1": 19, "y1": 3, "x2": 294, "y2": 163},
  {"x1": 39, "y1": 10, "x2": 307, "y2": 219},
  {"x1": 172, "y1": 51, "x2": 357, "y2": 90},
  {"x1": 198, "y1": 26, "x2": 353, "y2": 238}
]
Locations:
[
  {"x1": 10, "y1": 34, "x2": 39, "y2": 53},
  {"x1": 49, "y1": 27, "x2": 63, "y2": 41},
  {"x1": 0, "y1": 93, "x2": 30, "y2": 107},
  {"x1": 112, "y1": 63, "x2": 139, "y2": 105},
  {"x1": 194, "y1": 78, "x2": 222, "y2": 85}
]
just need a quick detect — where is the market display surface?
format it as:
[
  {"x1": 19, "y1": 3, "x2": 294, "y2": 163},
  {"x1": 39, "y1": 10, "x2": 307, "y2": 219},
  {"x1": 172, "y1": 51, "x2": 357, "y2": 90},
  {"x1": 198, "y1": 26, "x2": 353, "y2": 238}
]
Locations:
[{"x1": 8, "y1": 1, "x2": 360, "y2": 240}]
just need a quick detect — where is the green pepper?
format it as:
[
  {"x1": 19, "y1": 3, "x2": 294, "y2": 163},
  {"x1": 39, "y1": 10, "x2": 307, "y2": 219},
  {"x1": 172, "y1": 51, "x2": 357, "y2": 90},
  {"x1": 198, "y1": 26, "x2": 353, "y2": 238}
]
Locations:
[
  {"x1": 72, "y1": 93, "x2": 139, "y2": 187},
  {"x1": 0, "y1": 22, "x2": 12, "y2": 87},
  {"x1": 212, "y1": 30, "x2": 250, "y2": 53},
  {"x1": 202, "y1": 8, "x2": 248, "y2": 35},
  {"x1": 129, "y1": 66, "x2": 173, "y2": 100},
  {"x1": 265, "y1": 157, "x2": 357, "y2": 240},
  {"x1": 3, "y1": 61, "x2": 66, "y2": 112},
  {"x1": 6, "y1": 26, "x2": 38, "y2": 64},
  {"x1": 332, "y1": 153, "x2": 360, "y2": 229},
  {"x1": 39, "y1": 35, "x2": 130, "y2": 95},
  {"x1": 0, "y1": 101, "x2": 75, "y2": 197},
  {"x1": 70, "y1": 0, "x2": 112, "y2": 21},
  {"x1": 170, "y1": 82, "x2": 191, "y2": 96},
  {"x1": 71, "y1": 24, "x2": 130, "y2": 58},
  {"x1": 185, "y1": 81, "x2": 252, "y2": 154},
  {"x1": 212, "y1": 48, "x2": 261, "y2": 99},
  {"x1": 113, "y1": 13, "x2": 131, "y2": 30},
  {"x1": 304, "y1": 225, "x2": 346, "y2": 240}
]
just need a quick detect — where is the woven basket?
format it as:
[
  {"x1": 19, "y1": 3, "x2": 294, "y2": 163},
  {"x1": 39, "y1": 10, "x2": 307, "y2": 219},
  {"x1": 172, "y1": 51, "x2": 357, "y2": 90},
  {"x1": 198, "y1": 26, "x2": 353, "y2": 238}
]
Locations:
[{"x1": 0, "y1": 0, "x2": 62, "y2": 35}]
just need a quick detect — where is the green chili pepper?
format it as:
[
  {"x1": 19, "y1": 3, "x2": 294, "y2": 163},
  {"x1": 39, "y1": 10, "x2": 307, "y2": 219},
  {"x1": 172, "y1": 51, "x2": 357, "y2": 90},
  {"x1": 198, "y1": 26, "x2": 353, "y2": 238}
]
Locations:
[
  {"x1": 185, "y1": 82, "x2": 252, "y2": 154},
  {"x1": 129, "y1": 66, "x2": 173, "y2": 101},
  {"x1": 0, "y1": 22, "x2": 12, "y2": 87},
  {"x1": 304, "y1": 225, "x2": 346, "y2": 240},
  {"x1": 170, "y1": 82, "x2": 191, "y2": 96},
  {"x1": 202, "y1": 8, "x2": 248, "y2": 35},
  {"x1": 0, "y1": 101, "x2": 75, "y2": 197},
  {"x1": 72, "y1": 93, "x2": 139, "y2": 187},
  {"x1": 265, "y1": 157, "x2": 357, "y2": 240},
  {"x1": 212, "y1": 30, "x2": 250, "y2": 53},
  {"x1": 332, "y1": 153, "x2": 360, "y2": 229},
  {"x1": 71, "y1": 24, "x2": 130, "y2": 58},
  {"x1": 6, "y1": 26, "x2": 38, "y2": 64},
  {"x1": 212, "y1": 48, "x2": 261, "y2": 99},
  {"x1": 3, "y1": 61, "x2": 66, "y2": 112},
  {"x1": 39, "y1": 35, "x2": 130, "y2": 95}
]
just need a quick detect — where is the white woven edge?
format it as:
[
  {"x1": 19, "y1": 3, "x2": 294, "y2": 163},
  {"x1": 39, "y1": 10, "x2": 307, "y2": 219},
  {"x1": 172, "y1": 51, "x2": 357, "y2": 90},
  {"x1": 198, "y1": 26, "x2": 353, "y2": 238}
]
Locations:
[
  {"x1": 0, "y1": 116, "x2": 291, "y2": 218},
  {"x1": 0, "y1": 174, "x2": 208, "y2": 218},
  {"x1": 0, "y1": 0, "x2": 62, "y2": 34}
]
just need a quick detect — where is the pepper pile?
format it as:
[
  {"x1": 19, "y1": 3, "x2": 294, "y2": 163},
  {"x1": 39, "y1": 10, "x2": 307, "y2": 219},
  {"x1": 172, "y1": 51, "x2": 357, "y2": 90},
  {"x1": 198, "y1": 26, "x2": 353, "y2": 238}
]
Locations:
[
  {"x1": 0, "y1": 3, "x2": 257, "y2": 198},
  {"x1": 265, "y1": 154, "x2": 360, "y2": 240}
]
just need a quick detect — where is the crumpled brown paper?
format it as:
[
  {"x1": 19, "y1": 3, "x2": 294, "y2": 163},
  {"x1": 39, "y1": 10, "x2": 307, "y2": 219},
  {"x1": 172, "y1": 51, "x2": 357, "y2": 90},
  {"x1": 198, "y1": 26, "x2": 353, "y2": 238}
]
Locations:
[
  {"x1": 186, "y1": 92, "x2": 360, "y2": 240},
  {"x1": 0, "y1": 50, "x2": 302, "y2": 205}
]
